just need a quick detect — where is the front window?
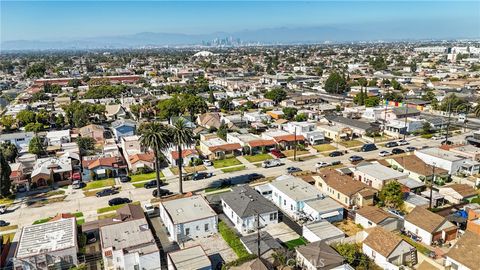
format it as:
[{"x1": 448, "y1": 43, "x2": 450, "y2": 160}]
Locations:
[
  {"x1": 185, "y1": 228, "x2": 190, "y2": 236},
  {"x1": 270, "y1": 212, "x2": 277, "y2": 221},
  {"x1": 205, "y1": 223, "x2": 209, "y2": 231}
]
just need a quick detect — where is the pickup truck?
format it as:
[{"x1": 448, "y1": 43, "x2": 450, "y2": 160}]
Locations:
[{"x1": 262, "y1": 159, "x2": 284, "y2": 168}]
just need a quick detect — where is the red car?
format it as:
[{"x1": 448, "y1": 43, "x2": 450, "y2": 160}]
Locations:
[{"x1": 270, "y1": 149, "x2": 286, "y2": 158}]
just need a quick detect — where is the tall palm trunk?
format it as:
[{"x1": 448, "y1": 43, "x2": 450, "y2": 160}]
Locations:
[
  {"x1": 154, "y1": 149, "x2": 161, "y2": 196},
  {"x1": 177, "y1": 144, "x2": 183, "y2": 194}
]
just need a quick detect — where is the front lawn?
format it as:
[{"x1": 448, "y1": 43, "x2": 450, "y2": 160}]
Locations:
[
  {"x1": 313, "y1": 144, "x2": 337, "y2": 152},
  {"x1": 131, "y1": 172, "x2": 164, "y2": 182},
  {"x1": 97, "y1": 201, "x2": 139, "y2": 214},
  {"x1": 282, "y1": 149, "x2": 309, "y2": 157},
  {"x1": 284, "y1": 237, "x2": 308, "y2": 249},
  {"x1": 213, "y1": 157, "x2": 242, "y2": 169},
  {"x1": 338, "y1": 139, "x2": 364, "y2": 148},
  {"x1": 83, "y1": 178, "x2": 115, "y2": 190},
  {"x1": 244, "y1": 154, "x2": 272, "y2": 163},
  {"x1": 222, "y1": 165, "x2": 246, "y2": 173},
  {"x1": 170, "y1": 165, "x2": 206, "y2": 175},
  {"x1": 218, "y1": 221, "x2": 250, "y2": 258}
]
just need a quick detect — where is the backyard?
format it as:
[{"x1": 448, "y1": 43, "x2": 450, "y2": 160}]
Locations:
[
  {"x1": 82, "y1": 178, "x2": 115, "y2": 190},
  {"x1": 213, "y1": 157, "x2": 242, "y2": 169},
  {"x1": 218, "y1": 221, "x2": 250, "y2": 258},
  {"x1": 284, "y1": 237, "x2": 308, "y2": 250},
  {"x1": 334, "y1": 219, "x2": 363, "y2": 236}
]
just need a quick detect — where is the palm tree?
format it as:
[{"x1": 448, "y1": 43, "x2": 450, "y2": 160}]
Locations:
[
  {"x1": 139, "y1": 122, "x2": 171, "y2": 196},
  {"x1": 474, "y1": 104, "x2": 480, "y2": 117},
  {"x1": 170, "y1": 118, "x2": 194, "y2": 194}
]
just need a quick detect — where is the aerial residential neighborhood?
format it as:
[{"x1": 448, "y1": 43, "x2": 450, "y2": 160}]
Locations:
[{"x1": 0, "y1": 1, "x2": 480, "y2": 270}]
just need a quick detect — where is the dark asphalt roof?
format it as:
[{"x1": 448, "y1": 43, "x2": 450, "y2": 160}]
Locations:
[{"x1": 220, "y1": 185, "x2": 277, "y2": 218}]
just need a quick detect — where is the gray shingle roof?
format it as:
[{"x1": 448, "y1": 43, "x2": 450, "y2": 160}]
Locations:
[{"x1": 221, "y1": 185, "x2": 277, "y2": 218}]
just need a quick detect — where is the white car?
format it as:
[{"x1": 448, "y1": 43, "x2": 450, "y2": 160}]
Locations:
[
  {"x1": 379, "y1": 150, "x2": 392, "y2": 157},
  {"x1": 143, "y1": 203, "x2": 155, "y2": 216},
  {"x1": 203, "y1": 160, "x2": 213, "y2": 166},
  {"x1": 315, "y1": 161, "x2": 329, "y2": 168},
  {"x1": 397, "y1": 140, "x2": 409, "y2": 146},
  {"x1": 0, "y1": 205, "x2": 6, "y2": 214},
  {"x1": 431, "y1": 135, "x2": 446, "y2": 140},
  {"x1": 262, "y1": 159, "x2": 284, "y2": 168}
]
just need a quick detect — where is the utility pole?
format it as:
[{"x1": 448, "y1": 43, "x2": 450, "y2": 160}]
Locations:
[
  {"x1": 444, "y1": 102, "x2": 452, "y2": 144},
  {"x1": 403, "y1": 96, "x2": 408, "y2": 140},
  {"x1": 257, "y1": 212, "x2": 261, "y2": 257},
  {"x1": 383, "y1": 99, "x2": 388, "y2": 137},
  {"x1": 429, "y1": 164, "x2": 436, "y2": 209},
  {"x1": 293, "y1": 126, "x2": 297, "y2": 161}
]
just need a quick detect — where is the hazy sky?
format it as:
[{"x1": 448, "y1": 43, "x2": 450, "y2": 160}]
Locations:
[{"x1": 1, "y1": 1, "x2": 479, "y2": 41}]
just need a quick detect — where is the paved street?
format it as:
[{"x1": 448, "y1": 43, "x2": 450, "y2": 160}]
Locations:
[{"x1": 0, "y1": 132, "x2": 471, "y2": 231}]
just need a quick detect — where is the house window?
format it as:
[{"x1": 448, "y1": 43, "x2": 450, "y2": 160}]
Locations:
[
  {"x1": 337, "y1": 193, "x2": 340, "y2": 199},
  {"x1": 270, "y1": 212, "x2": 277, "y2": 221},
  {"x1": 196, "y1": 225, "x2": 200, "y2": 231},
  {"x1": 283, "y1": 199, "x2": 286, "y2": 206},
  {"x1": 205, "y1": 223, "x2": 209, "y2": 231},
  {"x1": 451, "y1": 262, "x2": 459, "y2": 270},
  {"x1": 371, "y1": 250, "x2": 376, "y2": 259},
  {"x1": 345, "y1": 198, "x2": 348, "y2": 204},
  {"x1": 185, "y1": 228, "x2": 190, "y2": 236},
  {"x1": 368, "y1": 221, "x2": 373, "y2": 226}
]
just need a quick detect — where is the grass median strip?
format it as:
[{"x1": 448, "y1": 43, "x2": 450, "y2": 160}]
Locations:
[
  {"x1": 82, "y1": 178, "x2": 115, "y2": 191},
  {"x1": 97, "y1": 201, "x2": 140, "y2": 214},
  {"x1": 213, "y1": 157, "x2": 242, "y2": 169},
  {"x1": 221, "y1": 165, "x2": 246, "y2": 173}
]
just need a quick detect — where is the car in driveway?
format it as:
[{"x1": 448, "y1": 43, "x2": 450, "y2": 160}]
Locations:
[
  {"x1": 108, "y1": 197, "x2": 131, "y2": 206},
  {"x1": 349, "y1": 155, "x2": 364, "y2": 162},
  {"x1": 96, "y1": 188, "x2": 119, "y2": 197},
  {"x1": 406, "y1": 146, "x2": 417, "y2": 152},
  {"x1": 119, "y1": 176, "x2": 131, "y2": 183},
  {"x1": 286, "y1": 167, "x2": 302, "y2": 173},
  {"x1": 152, "y1": 188, "x2": 173, "y2": 198},
  {"x1": 315, "y1": 162, "x2": 330, "y2": 169},
  {"x1": 262, "y1": 159, "x2": 284, "y2": 168},
  {"x1": 86, "y1": 232, "x2": 97, "y2": 244},
  {"x1": 385, "y1": 141, "x2": 399, "y2": 148},
  {"x1": 143, "y1": 203, "x2": 155, "y2": 216},
  {"x1": 397, "y1": 140, "x2": 409, "y2": 145},
  {"x1": 192, "y1": 172, "x2": 213, "y2": 180},
  {"x1": 379, "y1": 150, "x2": 392, "y2": 157},
  {"x1": 360, "y1": 143, "x2": 377, "y2": 152},
  {"x1": 329, "y1": 151, "x2": 344, "y2": 157},
  {"x1": 144, "y1": 180, "x2": 166, "y2": 189},
  {"x1": 392, "y1": 148, "x2": 405, "y2": 155},
  {"x1": 72, "y1": 180, "x2": 85, "y2": 189},
  {"x1": 270, "y1": 149, "x2": 286, "y2": 158},
  {"x1": 0, "y1": 220, "x2": 10, "y2": 227},
  {"x1": 203, "y1": 159, "x2": 213, "y2": 166}
]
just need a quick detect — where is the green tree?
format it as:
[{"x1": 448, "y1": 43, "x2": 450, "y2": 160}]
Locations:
[
  {"x1": 264, "y1": 88, "x2": 287, "y2": 104},
  {"x1": 282, "y1": 107, "x2": 298, "y2": 120},
  {"x1": 139, "y1": 123, "x2": 171, "y2": 197},
  {"x1": 383, "y1": 91, "x2": 403, "y2": 102},
  {"x1": 438, "y1": 94, "x2": 468, "y2": 112},
  {"x1": 369, "y1": 56, "x2": 388, "y2": 70},
  {"x1": 31, "y1": 91, "x2": 50, "y2": 102},
  {"x1": 0, "y1": 115, "x2": 15, "y2": 131},
  {"x1": 181, "y1": 94, "x2": 208, "y2": 118},
  {"x1": 217, "y1": 123, "x2": 228, "y2": 140},
  {"x1": 76, "y1": 137, "x2": 96, "y2": 155},
  {"x1": 379, "y1": 181, "x2": 404, "y2": 209},
  {"x1": 170, "y1": 118, "x2": 194, "y2": 194},
  {"x1": 157, "y1": 97, "x2": 181, "y2": 123},
  {"x1": 16, "y1": 110, "x2": 36, "y2": 126},
  {"x1": 0, "y1": 141, "x2": 18, "y2": 163},
  {"x1": 421, "y1": 122, "x2": 433, "y2": 135},
  {"x1": 0, "y1": 150, "x2": 12, "y2": 197},
  {"x1": 55, "y1": 114, "x2": 65, "y2": 127},
  {"x1": 368, "y1": 79, "x2": 378, "y2": 87},
  {"x1": 208, "y1": 90, "x2": 216, "y2": 103},
  {"x1": 294, "y1": 113, "x2": 307, "y2": 122},
  {"x1": 29, "y1": 136, "x2": 43, "y2": 156},
  {"x1": 26, "y1": 63, "x2": 46, "y2": 78},
  {"x1": 67, "y1": 79, "x2": 82, "y2": 88},
  {"x1": 218, "y1": 99, "x2": 232, "y2": 111},
  {"x1": 410, "y1": 60, "x2": 417, "y2": 72},
  {"x1": 391, "y1": 79, "x2": 403, "y2": 90},
  {"x1": 365, "y1": 96, "x2": 380, "y2": 107},
  {"x1": 24, "y1": 122, "x2": 44, "y2": 132},
  {"x1": 324, "y1": 72, "x2": 348, "y2": 94}
]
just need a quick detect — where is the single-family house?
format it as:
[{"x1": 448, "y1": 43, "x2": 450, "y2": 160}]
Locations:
[
  {"x1": 197, "y1": 112, "x2": 222, "y2": 129},
  {"x1": 159, "y1": 195, "x2": 218, "y2": 242},
  {"x1": 0, "y1": 131, "x2": 34, "y2": 153},
  {"x1": 314, "y1": 169, "x2": 376, "y2": 208},
  {"x1": 46, "y1": 130, "x2": 71, "y2": 146},
  {"x1": 437, "y1": 184, "x2": 477, "y2": 204},
  {"x1": 262, "y1": 130, "x2": 305, "y2": 150},
  {"x1": 221, "y1": 185, "x2": 278, "y2": 234},
  {"x1": 362, "y1": 227, "x2": 416, "y2": 269},
  {"x1": 168, "y1": 149, "x2": 200, "y2": 167},
  {"x1": 31, "y1": 156, "x2": 73, "y2": 187},
  {"x1": 167, "y1": 246, "x2": 211, "y2": 270},
  {"x1": 111, "y1": 119, "x2": 136, "y2": 141},
  {"x1": 404, "y1": 207, "x2": 458, "y2": 246},
  {"x1": 226, "y1": 132, "x2": 275, "y2": 154},
  {"x1": 317, "y1": 125, "x2": 353, "y2": 142},
  {"x1": 324, "y1": 115, "x2": 380, "y2": 137},
  {"x1": 351, "y1": 163, "x2": 408, "y2": 190},
  {"x1": 128, "y1": 152, "x2": 155, "y2": 173},
  {"x1": 387, "y1": 155, "x2": 449, "y2": 184},
  {"x1": 355, "y1": 206, "x2": 402, "y2": 231},
  {"x1": 444, "y1": 231, "x2": 480, "y2": 270},
  {"x1": 243, "y1": 111, "x2": 271, "y2": 123},
  {"x1": 79, "y1": 124, "x2": 105, "y2": 144},
  {"x1": 9, "y1": 162, "x2": 28, "y2": 191},
  {"x1": 100, "y1": 218, "x2": 161, "y2": 270},
  {"x1": 302, "y1": 221, "x2": 345, "y2": 244},
  {"x1": 296, "y1": 241, "x2": 349, "y2": 270},
  {"x1": 415, "y1": 147, "x2": 480, "y2": 176},
  {"x1": 199, "y1": 134, "x2": 242, "y2": 160},
  {"x1": 105, "y1": 104, "x2": 127, "y2": 120},
  {"x1": 82, "y1": 156, "x2": 127, "y2": 181},
  {"x1": 282, "y1": 122, "x2": 324, "y2": 145}
]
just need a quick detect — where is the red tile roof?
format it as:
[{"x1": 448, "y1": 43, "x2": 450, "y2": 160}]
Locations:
[
  {"x1": 209, "y1": 143, "x2": 242, "y2": 152},
  {"x1": 273, "y1": 134, "x2": 305, "y2": 143},
  {"x1": 171, "y1": 149, "x2": 199, "y2": 160},
  {"x1": 82, "y1": 157, "x2": 125, "y2": 170},
  {"x1": 247, "y1": 139, "x2": 276, "y2": 148},
  {"x1": 129, "y1": 152, "x2": 155, "y2": 164}
]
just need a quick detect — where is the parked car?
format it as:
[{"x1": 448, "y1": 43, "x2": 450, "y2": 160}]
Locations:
[
  {"x1": 441, "y1": 140, "x2": 453, "y2": 145},
  {"x1": 329, "y1": 151, "x2": 344, "y2": 157},
  {"x1": 72, "y1": 180, "x2": 85, "y2": 189},
  {"x1": 349, "y1": 155, "x2": 364, "y2": 162},
  {"x1": 360, "y1": 143, "x2": 377, "y2": 152},
  {"x1": 203, "y1": 160, "x2": 213, "y2": 166},
  {"x1": 0, "y1": 205, "x2": 6, "y2": 214},
  {"x1": 315, "y1": 162, "x2": 329, "y2": 168},
  {"x1": 431, "y1": 135, "x2": 446, "y2": 140},
  {"x1": 392, "y1": 148, "x2": 405, "y2": 154},
  {"x1": 270, "y1": 149, "x2": 286, "y2": 158},
  {"x1": 143, "y1": 203, "x2": 155, "y2": 216},
  {"x1": 108, "y1": 197, "x2": 131, "y2": 206},
  {"x1": 192, "y1": 172, "x2": 213, "y2": 180},
  {"x1": 0, "y1": 220, "x2": 10, "y2": 227},
  {"x1": 247, "y1": 173, "x2": 264, "y2": 181},
  {"x1": 330, "y1": 160, "x2": 342, "y2": 166},
  {"x1": 385, "y1": 142, "x2": 398, "y2": 148},
  {"x1": 86, "y1": 232, "x2": 97, "y2": 244},
  {"x1": 262, "y1": 159, "x2": 284, "y2": 168},
  {"x1": 119, "y1": 176, "x2": 131, "y2": 183},
  {"x1": 406, "y1": 146, "x2": 417, "y2": 152},
  {"x1": 379, "y1": 150, "x2": 392, "y2": 157},
  {"x1": 144, "y1": 180, "x2": 166, "y2": 189},
  {"x1": 397, "y1": 140, "x2": 409, "y2": 146},
  {"x1": 286, "y1": 167, "x2": 302, "y2": 173},
  {"x1": 96, "y1": 188, "x2": 119, "y2": 197},
  {"x1": 152, "y1": 188, "x2": 173, "y2": 197}
]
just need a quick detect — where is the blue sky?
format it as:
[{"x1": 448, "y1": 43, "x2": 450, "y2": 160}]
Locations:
[{"x1": 1, "y1": 1, "x2": 479, "y2": 41}]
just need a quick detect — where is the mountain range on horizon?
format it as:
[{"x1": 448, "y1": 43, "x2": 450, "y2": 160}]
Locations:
[{"x1": 2, "y1": 25, "x2": 479, "y2": 51}]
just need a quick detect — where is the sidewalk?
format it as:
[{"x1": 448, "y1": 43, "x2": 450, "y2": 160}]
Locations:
[{"x1": 236, "y1": 155, "x2": 256, "y2": 169}]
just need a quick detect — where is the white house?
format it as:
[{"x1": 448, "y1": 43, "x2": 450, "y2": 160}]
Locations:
[
  {"x1": 444, "y1": 231, "x2": 480, "y2": 270},
  {"x1": 0, "y1": 131, "x2": 34, "y2": 153},
  {"x1": 351, "y1": 163, "x2": 408, "y2": 190},
  {"x1": 282, "y1": 121, "x2": 324, "y2": 145},
  {"x1": 362, "y1": 227, "x2": 416, "y2": 270},
  {"x1": 221, "y1": 185, "x2": 278, "y2": 234},
  {"x1": 159, "y1": 195, "x2": 218, "y2": 242},
  {"x1": 415, "y1": 147, "x2": 480, "y2": 176},
  {"x1": 354, "y1": 206, "x2": 402, "y2": 232},
  {"x1": 437, "y1": 184, "x2": 478, "y2": 204},
  {"x1": 302, "y1": 221, "x2": 345, "y2": 244},
  {"x1": 243, "y1": 111, "x2": 271, "y2": 123},
  {"x1": 100, "y1": 218, "x2": 161, "y2": 270},
  {"x1": 403, "y1": 207, "x2": 457, "y2": 246},
  {"x1": 167, "y1": 245, "x2": 211, "y2": 270},
  {"x1": 268, "y1": 175, "x2": 344, "y2": 222},
  {"x1": 46, "y1": 130, "x2": 71, "y2": 146}
]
